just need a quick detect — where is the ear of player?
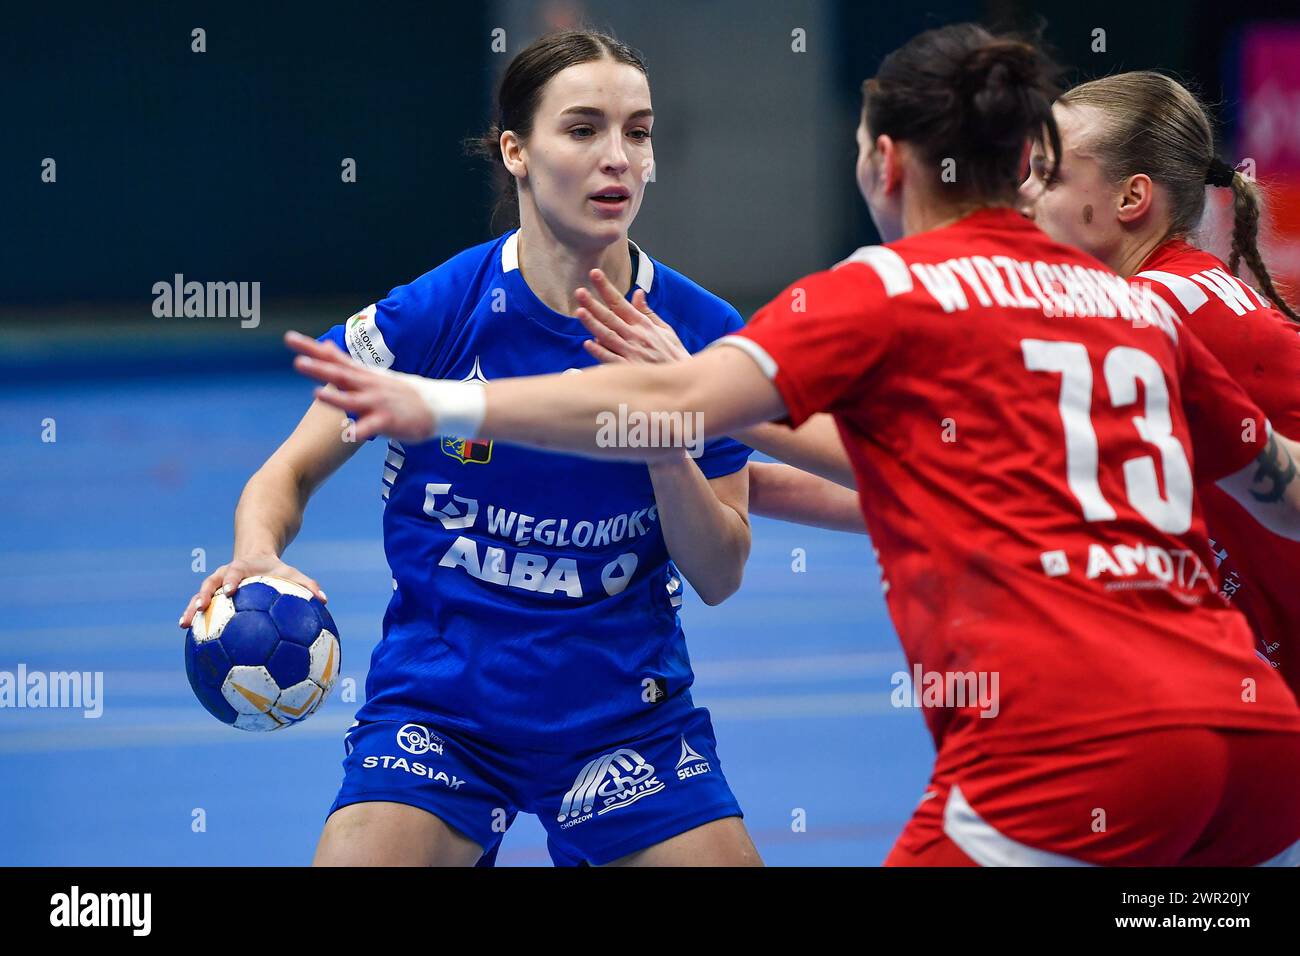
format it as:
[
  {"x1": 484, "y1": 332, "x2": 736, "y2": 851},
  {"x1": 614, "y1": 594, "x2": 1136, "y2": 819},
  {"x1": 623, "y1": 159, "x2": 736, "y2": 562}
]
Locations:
[{"x1": 183, "y1": 575, "x2": 341, "y2": 731}]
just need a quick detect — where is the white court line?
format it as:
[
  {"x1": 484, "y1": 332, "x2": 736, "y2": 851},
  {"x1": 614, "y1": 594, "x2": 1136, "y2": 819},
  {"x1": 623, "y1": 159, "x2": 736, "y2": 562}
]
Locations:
[
  {"x1": 0, "y1": 539, "x2": 385, "y2": 572},
  {"x1": 0, "y1": 691, "x2": 905, "y2": 754},
  {"x1": 0, "y1": 710, "x2": 358, "y2": 753},
  {"x1": 0, "y1": 615, "x2": 382, "y2": 651},
  {"x1": 695, "y1": 652, "x2": 902, "y2": 682},
  {"x1": 0, "y1": 548, "x2": 393, "y2": 607},
  {"x1": 0, "y1": 536, "x2": 864, "y2": 572},
  {"x1": 711, "y1": 691, "x2": 899, "y2": 720},
  {"x1": 0, "y1": 653, "x2": 906, "y2": 698}
]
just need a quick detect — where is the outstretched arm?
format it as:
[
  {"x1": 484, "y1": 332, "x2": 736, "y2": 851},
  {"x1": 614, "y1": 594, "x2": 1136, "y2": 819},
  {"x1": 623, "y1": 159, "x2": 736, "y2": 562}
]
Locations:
[
  {"x1": 737, "y1": 418, "x2": 857, "y2": 490},
  {"x1": 286, "y1": 330, "x2": 786, "y2": 459},
  {"x1": 487, "y1": 346, "x2": 786, "y2": 456},
  {"x1": 747, "y1": 461, "x2": 866, "y2": 533}
]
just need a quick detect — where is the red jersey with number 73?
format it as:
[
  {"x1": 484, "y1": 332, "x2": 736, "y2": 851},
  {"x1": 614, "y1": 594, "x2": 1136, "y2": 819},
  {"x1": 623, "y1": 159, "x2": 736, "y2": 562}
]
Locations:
[{"x1": 722, "y1": 209, "x2": 1300, "y2": 762}]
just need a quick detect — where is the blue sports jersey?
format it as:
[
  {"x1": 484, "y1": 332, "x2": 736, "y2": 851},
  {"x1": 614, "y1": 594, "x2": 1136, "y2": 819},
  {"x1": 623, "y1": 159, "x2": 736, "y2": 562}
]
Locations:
[{"x1": 319, "y1": 231, "x2": 752, "y2": 748}]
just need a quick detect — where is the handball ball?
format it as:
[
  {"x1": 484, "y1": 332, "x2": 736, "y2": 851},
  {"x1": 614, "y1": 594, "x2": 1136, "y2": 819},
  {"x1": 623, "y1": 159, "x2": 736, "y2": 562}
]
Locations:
[{"x1": 184, "y1": 575, "x2": 340, "y2": 731}]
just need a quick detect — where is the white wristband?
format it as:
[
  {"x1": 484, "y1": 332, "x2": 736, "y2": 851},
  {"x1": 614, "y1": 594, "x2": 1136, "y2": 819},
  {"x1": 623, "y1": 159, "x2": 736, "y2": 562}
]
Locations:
[{"x1": 384, "y1": 369, "x2": 487, "y2": 441}]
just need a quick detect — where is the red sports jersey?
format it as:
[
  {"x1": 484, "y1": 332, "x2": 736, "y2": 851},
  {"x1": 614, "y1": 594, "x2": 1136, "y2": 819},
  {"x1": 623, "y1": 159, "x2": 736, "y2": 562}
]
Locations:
[
  {"x1": 1135, "y1": 239, "x2": 1300, "y2": 695},
  {"x1": 724, "y1": 208, "x2": 1300, "y2": 764}
]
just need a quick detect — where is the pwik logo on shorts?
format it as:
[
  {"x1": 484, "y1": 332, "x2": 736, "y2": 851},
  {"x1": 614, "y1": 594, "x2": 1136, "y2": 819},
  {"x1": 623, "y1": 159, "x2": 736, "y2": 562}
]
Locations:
[{"x1": 557, "y1": 748, "x2": 664, "y2": 827}]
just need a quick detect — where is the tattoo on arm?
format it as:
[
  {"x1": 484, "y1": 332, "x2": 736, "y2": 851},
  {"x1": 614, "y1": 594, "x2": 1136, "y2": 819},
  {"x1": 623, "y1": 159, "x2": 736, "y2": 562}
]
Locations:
[{"x1": 1250, "y1": 433, "x2": 1298, "y2": 504}]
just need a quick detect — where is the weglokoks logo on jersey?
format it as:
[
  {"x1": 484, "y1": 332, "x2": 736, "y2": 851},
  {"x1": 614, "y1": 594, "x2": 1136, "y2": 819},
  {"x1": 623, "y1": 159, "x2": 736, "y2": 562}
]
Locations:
[
  {"x1": 442, "y1": 357, "x2": 493, "y2": 465},
  {"x1": 557, "y1": 748, "x2": 664, "y2": 828},
  {"x1": 396, "y1": 722, "x2": 444, "y2": 756}
]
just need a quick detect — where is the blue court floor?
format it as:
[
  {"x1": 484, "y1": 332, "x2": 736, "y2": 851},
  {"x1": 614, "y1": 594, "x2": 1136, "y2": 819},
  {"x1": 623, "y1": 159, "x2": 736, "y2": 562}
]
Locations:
[{"x1": 0, "y1": 368, "x2": 933, "y2": 865}]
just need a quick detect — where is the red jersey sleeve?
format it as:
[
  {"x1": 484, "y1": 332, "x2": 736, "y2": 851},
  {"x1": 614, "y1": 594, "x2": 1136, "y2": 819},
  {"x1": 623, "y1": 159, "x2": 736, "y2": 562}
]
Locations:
[
  {"x1": 1137, "y1": 264, "x2": 1300, "y2": 439},
  {"x1": 1177, "y1": 328, "x2": 1270, "y2": 484},
  {"x1": 723, "y1": 262, "x2": 892, "y2": 428},
  {"x1": 1187, "y1": 308, "x2": 1300, "y2": 439}
]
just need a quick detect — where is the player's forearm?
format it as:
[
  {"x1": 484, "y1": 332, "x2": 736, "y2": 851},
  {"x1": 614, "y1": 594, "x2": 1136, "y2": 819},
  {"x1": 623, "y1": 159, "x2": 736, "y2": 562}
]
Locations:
[
  {"x1": 734, "y1": 416, "x2": 857, "y2": 489},
  {"x1": 479, "y1": 351, "x2": 781, "y2": 461},
  {"x1": 747, "y1": 462, "x2": 867, "y2": 534},
  {"x1": 647, "y1": 456, "x2": 751, "y2": 605},
  {"x1": 480, "y1": 364, "x2": 696, "y2": 460},
  {"x1": 1216, "y1": 429, "x2": 1300, "y2": 541},
  {"x1": 232, "y1": 462, "x2": 309, "y2": 559},
  {"x1": 1280, "y1": 434, "x2": 1300, "y2": 513}
]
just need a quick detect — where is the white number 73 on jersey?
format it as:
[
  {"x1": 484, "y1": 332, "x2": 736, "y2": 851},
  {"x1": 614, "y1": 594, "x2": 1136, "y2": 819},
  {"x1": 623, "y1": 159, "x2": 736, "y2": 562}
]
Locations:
[{"x1": 1022, "y1": 339, "x2": 1193, "y2": 534}]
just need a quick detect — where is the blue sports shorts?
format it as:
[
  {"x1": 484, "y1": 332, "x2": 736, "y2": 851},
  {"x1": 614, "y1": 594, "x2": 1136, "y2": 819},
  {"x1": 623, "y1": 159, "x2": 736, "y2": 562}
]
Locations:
[{"x1": 326, "y1": 705, "x2": 743, "y2": 866}]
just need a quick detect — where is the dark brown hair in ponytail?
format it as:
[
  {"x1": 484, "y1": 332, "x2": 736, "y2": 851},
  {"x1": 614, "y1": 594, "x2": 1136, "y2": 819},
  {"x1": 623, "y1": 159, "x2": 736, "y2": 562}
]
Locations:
[
  {"x1": 862, "y1": 23, "x2": 1062, "y2": 203},
  {"x1": 466, "y1": 30, "x2": 648, "y2": 232},
  {"x1": 1061, "y1": 71, "x2": 1299, "y2": 323}
]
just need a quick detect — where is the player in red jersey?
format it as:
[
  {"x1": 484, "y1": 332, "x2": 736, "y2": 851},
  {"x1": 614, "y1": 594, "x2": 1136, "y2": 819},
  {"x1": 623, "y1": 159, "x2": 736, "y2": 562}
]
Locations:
[
  {"x1": 285, "y1": 25, "x2": 1300, "y2": 865},
  {"x1": 1020, "y1": 71, "x2": 1300, "y2": 697}
]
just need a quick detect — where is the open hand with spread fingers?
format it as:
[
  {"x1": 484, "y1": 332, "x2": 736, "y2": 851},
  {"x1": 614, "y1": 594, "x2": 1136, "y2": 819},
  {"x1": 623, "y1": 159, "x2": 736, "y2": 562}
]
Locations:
[
  {"x1": 576, "y1": 268, "x2": 690, "y2": 365},
  {"x1": 284, "y1": 331, "x2": 439, "y2": 443}
]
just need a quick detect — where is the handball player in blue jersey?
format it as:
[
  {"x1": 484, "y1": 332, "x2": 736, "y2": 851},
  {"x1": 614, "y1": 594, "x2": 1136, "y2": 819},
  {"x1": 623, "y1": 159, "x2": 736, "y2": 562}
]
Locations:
[{"x1": 179, "y1": 31, "x2": 762, "y2": 866}]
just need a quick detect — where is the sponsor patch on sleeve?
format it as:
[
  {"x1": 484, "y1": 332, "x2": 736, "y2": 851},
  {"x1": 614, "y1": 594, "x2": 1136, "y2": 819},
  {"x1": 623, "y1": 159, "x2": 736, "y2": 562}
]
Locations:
[{"x1": 344, "y1": 304, "x2": 395, "y2": 368}]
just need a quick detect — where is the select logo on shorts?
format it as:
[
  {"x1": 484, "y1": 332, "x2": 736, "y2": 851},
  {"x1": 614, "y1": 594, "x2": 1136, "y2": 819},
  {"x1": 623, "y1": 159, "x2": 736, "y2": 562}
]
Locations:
[
  {"x1": 442, "y1": 357, "x2": 493, "y2": 465},
  {"x1": 675, "y1": 736, "x2": 711, "y2": 780},
  {"x1": 396, "y1": 722, "x2": 444, "y2": 756},
  {"x1": 557, "y1": 748, "x2": 664, "y2": 828}
]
